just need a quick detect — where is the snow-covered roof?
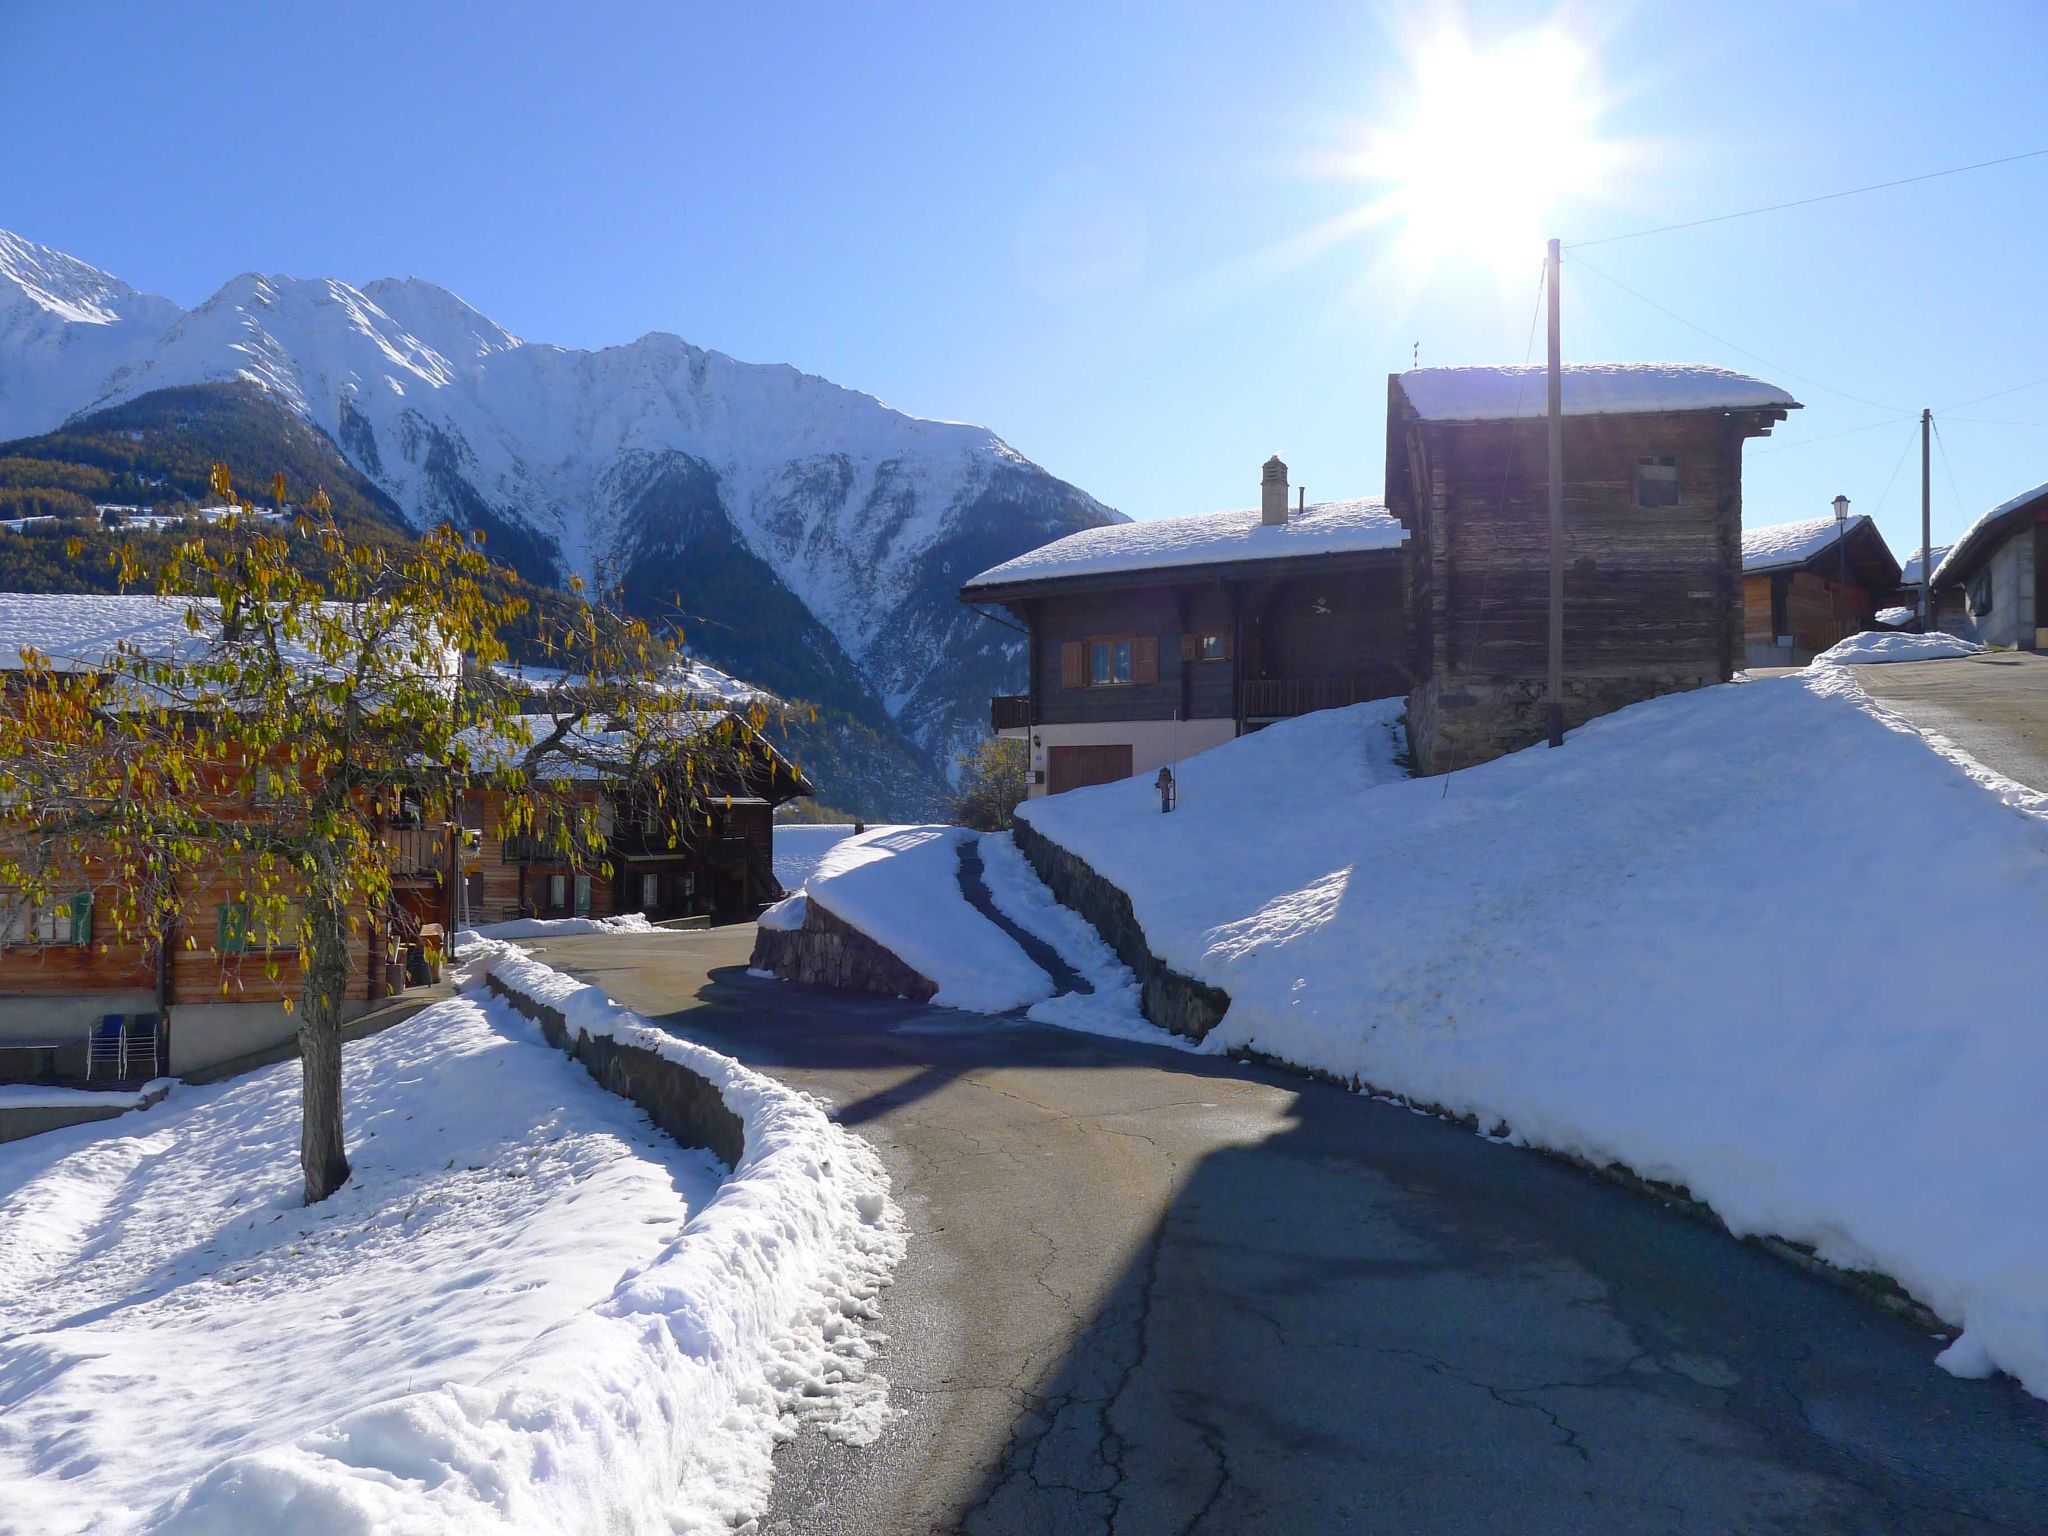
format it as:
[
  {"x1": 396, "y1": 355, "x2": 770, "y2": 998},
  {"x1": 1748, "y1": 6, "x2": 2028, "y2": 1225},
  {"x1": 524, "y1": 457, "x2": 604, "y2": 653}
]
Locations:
[
  {"x1": 1898, "y1": 545, "x2": 1951, "y2": 588},
  {"x1": 461, "y1": 710, "x2": 731, "y2": 780},
  {"x1": 492, "y1": 654, "x2": 773, "y2": 707},
  {"x1": 962, "y1": 498, "x2": 1405, "y2": 593},
  {"x1": 1397, "y1": 363, "x2": 1798, "y2": 423},
  {"x1": 0, "y1": 592, "x2": 210, "y2": 671},
  {"x1": 1741, "y1": 514, "x2": 1868, "y2": 574},
  {"x1": 1930, "y1": 479, "x2": 2048, "y2": 587}
]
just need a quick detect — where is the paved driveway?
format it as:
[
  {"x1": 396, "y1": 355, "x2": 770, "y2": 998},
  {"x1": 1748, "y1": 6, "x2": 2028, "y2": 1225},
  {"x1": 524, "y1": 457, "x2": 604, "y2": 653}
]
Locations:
[
  {"x1": 529, "y1": 927, "x2": 2048, "y2": 1534},
  {"x1": 1854, "y1": 651, "x2": 2048, "y2": 792}
]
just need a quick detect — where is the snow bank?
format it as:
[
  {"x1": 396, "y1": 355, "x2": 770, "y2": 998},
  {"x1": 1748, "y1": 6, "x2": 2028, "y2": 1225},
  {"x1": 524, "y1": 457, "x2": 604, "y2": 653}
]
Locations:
[
  {"x1": 1812, "y1": 631, "x2": 1986, "y2": 665},
  {"x1": 457, "y1": 912, "x2": 667, "y2": 944},
  {"x1": 804, "y1": 826, "x2": 1052, "y2": 1012},
  {"x1": 1020, "y1": 683, "x2": 2048, "y2": 1398},
  {"x1": 121, "y1": 944, "x2": 904, "y2": 1536},
  {"x1": 0, "y1": 1081, "x2": 166, "y2": 1110},
  {"x1": 758, "y1": 892, "x2": 807, "y2": 931},
  {"x1": 976, "y1": 832, "x2": 1179, "y2": 1048},
  {"x1": 773, "y1": 822, "x2": 875, "y2": 890}
]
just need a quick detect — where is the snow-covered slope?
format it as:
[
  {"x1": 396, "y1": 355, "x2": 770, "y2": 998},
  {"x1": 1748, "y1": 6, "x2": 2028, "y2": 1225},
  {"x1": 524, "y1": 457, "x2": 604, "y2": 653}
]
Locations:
[{"x1": 0, "y1": 229, "x2": 1120, "y2": 774}]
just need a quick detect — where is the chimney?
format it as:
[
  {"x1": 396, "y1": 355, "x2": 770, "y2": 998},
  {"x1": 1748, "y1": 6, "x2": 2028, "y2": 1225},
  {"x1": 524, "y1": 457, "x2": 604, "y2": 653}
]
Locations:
[{"x1": 1261, "y1": 456, "x2": 1288, "y2": 526}]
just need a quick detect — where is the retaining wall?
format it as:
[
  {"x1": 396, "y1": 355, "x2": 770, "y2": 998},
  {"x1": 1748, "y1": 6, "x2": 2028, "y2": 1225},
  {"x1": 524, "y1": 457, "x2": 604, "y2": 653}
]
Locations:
[
  {"x1": 484, "y1": 971, "x2": 745, "y2": 1168},
  {"x1": 749, "y1": 902, "x2": 938, "y2": 1004},
  {"x1": 1011, "y1": 818, "x2": 1231, "y2": 1041}
]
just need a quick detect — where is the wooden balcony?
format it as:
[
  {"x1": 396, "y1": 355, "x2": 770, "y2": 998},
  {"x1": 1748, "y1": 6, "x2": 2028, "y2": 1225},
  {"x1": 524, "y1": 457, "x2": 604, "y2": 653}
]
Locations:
[
  {"x1": 384, "y1": 822, "x2": 447, "y2": 882},
  {"x1": 990, "y1": 694, "x2": 1032, "y2": 733},
  {"x1": 1241, "y1": 675, "x2": 1391, "y2": 723}
]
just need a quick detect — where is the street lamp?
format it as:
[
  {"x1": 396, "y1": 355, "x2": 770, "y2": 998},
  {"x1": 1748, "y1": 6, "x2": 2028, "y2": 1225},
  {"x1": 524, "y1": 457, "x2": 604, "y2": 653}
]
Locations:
[{"x1": 1832, "y1": 494, "x2": 1852, "y2": 642}]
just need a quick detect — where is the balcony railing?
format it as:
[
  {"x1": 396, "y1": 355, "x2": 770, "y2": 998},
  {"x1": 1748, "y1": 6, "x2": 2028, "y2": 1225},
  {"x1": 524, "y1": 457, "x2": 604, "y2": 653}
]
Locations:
[
  {"x1": 1241, "y1": 675, "x2": 1391, "y2": 722},
  {"x1": 385, "y1": 823, "x2": 446, "y2": 881},
  {"x1": 990, "y1": 694, "x2": 1032, "y2": 732}
]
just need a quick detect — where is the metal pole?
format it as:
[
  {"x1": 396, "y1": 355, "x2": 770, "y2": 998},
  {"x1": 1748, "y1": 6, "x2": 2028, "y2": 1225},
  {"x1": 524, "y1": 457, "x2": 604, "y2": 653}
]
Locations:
[
  {"x1": 1546, "y1": 238, "x2": 1564, "y2": 748},
  {"x1": 1921, "y1": 408, "x2": 1933, "y2": 630}
]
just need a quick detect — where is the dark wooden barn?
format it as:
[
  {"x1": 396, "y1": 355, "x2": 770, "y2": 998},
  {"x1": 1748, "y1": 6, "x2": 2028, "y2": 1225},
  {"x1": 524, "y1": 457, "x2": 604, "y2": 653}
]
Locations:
[{"x1": 1386, "y1": 364, "x2": 1799, "y2": 774}]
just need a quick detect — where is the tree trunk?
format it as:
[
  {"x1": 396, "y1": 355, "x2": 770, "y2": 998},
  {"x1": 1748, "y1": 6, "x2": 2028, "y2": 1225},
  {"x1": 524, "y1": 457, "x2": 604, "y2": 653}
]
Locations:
[{"x1": 299, "y1": 892, "x2": 352, "y2": 1203}]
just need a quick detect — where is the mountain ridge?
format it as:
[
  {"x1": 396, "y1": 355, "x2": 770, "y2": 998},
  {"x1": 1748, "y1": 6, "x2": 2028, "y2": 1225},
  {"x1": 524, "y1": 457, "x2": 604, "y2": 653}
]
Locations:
[{"x1": 0, "y1": 228, "x2": 1122, "y2": 794}]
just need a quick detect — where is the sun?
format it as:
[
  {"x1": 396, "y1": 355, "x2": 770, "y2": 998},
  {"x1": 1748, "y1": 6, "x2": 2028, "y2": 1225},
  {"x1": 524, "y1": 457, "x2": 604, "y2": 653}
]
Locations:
[{"x1": 1352, "y1": 27, "x2": 1613, "y2": 276}]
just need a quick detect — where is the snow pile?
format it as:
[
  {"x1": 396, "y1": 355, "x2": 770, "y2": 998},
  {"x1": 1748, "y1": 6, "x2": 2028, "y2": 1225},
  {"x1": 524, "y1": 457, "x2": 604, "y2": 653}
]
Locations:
[
  {"x1": 1741, "y1": 512, "x2": 1865, "y2": 573},
  {"x1": 458, "y1": 912, "x2": 667, "y2": 945},
  {"x1": 0, "y1": 1082, "x2": 167, "y2": 1111},
  {"x1": 1875, "y1": 606, "x2": 1916, "y2": 628},
  {"x1": 1020, "y1": 684, "x2": 2048, "y2": 1397},
  {"x1": 0, "y1": 991, "x2": 724, "y2": 1535},
  {"x1": 774, "y1": 822, "x2": 874, "y2": 890},
  {"x1": 1811, "y1": 631, "x2": 1986, "y2": 666},
  {"x1": 91, "y1": 943, "x2": 907, "y2": 1536},
  {"x1": 804, "y1": 826, "x2": 1052, "y2": 1012},
  {"x1": 758, "y1": 892, "x2": 807, "y2": 931},
  {"x1": 964, "y1": 498, "x2": 1403, "y2": 591},
  {"x1": 977, "y1": 832, "x2": 1172, "y2": 1047},
  {"x1": 1398, "y1": 362, "x2": 1796, "y2": 421}
]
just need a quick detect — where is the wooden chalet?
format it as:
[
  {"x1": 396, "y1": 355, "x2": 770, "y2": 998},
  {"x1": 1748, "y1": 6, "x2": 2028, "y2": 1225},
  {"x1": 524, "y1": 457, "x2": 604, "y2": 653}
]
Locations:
[
  {"x1": 959, "y1": 457, "x2": 1410, "y2": 796},
  {"x1": 1740, "y1": 511, "x2": 1902, "y2": 666},
  {"x1": 1386, "y1": 364, "x2": 1800, "y2": 773},
  {"x1": 1930, "y1": 479, "x2": 2048, "y2": 650}
]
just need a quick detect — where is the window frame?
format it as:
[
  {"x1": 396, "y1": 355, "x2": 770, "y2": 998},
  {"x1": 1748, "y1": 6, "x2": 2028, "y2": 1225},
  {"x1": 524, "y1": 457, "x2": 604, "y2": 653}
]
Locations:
[
  {"x1": 1635, "y1": 455, "x2": 1680, "y2": 509},
  {"x1": 547, "y1": 872, "x2": 568, "y2": 911},
  {"x1": 1089, "y1": 636, "x2": 1136, "y2": 687}
]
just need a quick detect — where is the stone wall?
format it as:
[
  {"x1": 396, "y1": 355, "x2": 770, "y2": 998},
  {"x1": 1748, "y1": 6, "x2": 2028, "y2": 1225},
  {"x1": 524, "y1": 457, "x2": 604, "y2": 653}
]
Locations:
[
  {"x1": 484, "y1": 972, "x2": 745, "y2": 1168},
  {"x1": 1409, "y1": 669, "x2": 1717, "y2": 775},
  {"x1": 1011, "y1": 818, "x2": 1230, "y2": 1042},
  {"x1": 748, "y1": 901, "x2": 938, "y2": 1005}
]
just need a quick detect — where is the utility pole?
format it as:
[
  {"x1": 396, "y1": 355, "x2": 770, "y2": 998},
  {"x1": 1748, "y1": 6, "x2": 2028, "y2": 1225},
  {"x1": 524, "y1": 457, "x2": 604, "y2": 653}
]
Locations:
[
  {"x1": 1921, "y1": 408, "x2": 1933, "y2": 631},
  {"x1": 1546, "y1": 237, "x2": 1565, "y2": 748}
]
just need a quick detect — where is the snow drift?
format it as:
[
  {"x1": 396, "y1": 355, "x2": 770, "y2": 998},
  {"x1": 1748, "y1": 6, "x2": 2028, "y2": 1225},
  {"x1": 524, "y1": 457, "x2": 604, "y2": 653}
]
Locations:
[{"x1": 1019, "y1": 685, "x2": 2048, "y2": 1398}]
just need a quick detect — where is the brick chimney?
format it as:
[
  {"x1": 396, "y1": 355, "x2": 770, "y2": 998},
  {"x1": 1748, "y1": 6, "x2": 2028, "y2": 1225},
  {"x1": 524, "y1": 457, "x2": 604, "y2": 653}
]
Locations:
[{"x1": 1261, "y1": 455, "x2": 1288, "y2": 526}]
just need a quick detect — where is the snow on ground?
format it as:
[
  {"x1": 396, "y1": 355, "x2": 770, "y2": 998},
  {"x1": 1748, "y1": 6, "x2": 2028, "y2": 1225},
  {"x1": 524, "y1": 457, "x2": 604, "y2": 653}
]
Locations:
[
  {"x1": 1812, "y1": 630, "x2": 1987, "y2": 665},
  {"x1": 1018, "y1": 686, "x2": 2048, "y2": 1398},
  {"x1": 0, "y1": 948, "x2": 905, "y2": 1534},
  {"x1": 803, "y1": 826, "x2": 1051, "y2": 1012},
  {"x1": 0, "y1": 991, "x2": 724, "y2": 1536},
  {"x1": 0, "y1": 1081, "x2": 167, "y2": 1110},
  {"x1": 976, "y1": 832, "x2": 1178, "y2": 1047},
  {"x1": 457, "y1": 912, "x2": 666, "y2": 945},
  {"x1": 774, "y1": 822, "x2": 872, "y2": 890}
]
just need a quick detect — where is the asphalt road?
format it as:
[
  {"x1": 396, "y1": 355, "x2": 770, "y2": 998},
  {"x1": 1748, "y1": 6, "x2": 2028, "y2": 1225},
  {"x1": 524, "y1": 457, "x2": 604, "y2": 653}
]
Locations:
[
  {"x1": 1854, "y1": 650, "x2": 2048, "y2": 792},
  {"x1": 530, "y1": 927, "x2": 2048, "y2": 1535}
]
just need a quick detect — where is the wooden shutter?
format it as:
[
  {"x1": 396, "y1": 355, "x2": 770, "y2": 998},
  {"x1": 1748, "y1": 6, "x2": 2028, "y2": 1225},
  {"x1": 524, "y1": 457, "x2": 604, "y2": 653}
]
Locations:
[
  {"x1": 69, "y1": 892, "x2": 92, "y2": 945},
  {"x1": 1133, "y1": 635, "x2": 1160, "y2": 686},
  {"x1": 1059, "y1": 641, "x2": 1085, "y2": 689},
  {"x1": 1180, "y1": 633, "x2": 1197, "y2": 662},
  {"x1": 217, "y1": 902, "x2": 248, "y2": 954},
  {"x1": 1222, "y1": 629, "x2": 1234, "y2": 660}
]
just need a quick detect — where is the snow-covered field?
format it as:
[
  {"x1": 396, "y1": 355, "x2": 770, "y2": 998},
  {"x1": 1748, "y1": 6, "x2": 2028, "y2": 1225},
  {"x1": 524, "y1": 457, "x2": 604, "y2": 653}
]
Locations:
[
  {"x1": 1018, "y1": 682, "x2": 2048, "y2": 1398},
  {"x1": 0, "y1": 946, "x2": 903, "y2": 1534}
]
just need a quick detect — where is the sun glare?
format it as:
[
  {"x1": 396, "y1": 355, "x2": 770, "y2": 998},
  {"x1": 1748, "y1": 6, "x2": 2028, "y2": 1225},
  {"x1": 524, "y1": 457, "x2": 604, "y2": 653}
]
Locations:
[{"x1": 1357, "y1": 28, "x2": 1612, "y2": 276}]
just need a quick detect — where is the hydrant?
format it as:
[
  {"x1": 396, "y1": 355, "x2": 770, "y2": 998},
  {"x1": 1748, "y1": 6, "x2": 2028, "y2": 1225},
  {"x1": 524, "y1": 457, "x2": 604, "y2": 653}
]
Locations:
[{"x1": 1154, "y1": 765, "x2": 1177, "y2": 813}]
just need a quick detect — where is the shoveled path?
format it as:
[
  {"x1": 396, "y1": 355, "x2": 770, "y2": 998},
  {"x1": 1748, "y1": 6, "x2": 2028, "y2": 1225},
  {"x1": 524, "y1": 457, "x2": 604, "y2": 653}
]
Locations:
[
  {"x1": 529, "y1": 926, "x2": 2048, "y2": 1535},
  {"x1": 1854, "y1": 650, "x2": 2048, "y2": 793}
]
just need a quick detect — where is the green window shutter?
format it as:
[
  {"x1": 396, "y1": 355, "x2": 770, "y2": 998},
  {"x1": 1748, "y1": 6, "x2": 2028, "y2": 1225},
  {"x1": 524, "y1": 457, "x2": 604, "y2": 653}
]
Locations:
[
  {"x1": 217, "y1": 901, "x2": 248, "y2": 954},
  {"x1": 69, "y1": 892, "x2": 92, "y2": 945}
]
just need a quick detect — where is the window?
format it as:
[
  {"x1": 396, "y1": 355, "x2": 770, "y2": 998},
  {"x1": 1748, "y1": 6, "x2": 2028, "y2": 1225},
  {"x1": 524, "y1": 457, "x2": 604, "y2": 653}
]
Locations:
[
  {"x1": 1090, "y1": 639, "x2": 1134, "y2": 685},
  {"x1": 547, "y1": 873, "x2": 568, "y2": 910},
  {"x1": 1969, "y1": 569, "x2": 1994, "y2": 616},
  {"x1": 217, "y1": 899, "x2": 296, "y2": 954},
  {"x1": 1181, "y1": 630, "x2": 1230, "y2": 662},
  {"x1": 1636, "y1": 456, "x2": 1680, "y2": 509},
  {"x1": 641, "y1": 871, "x2": 660, "y2": 910},
  {"x1": 0, "y1": 896, "x2": 27, "y2": 946},
  {"x1": 3, "y1": 892, "x2": 88, "y2": 946},
  {"x1": 573, "y1": 873, "x2": 592, "y2": 915}
]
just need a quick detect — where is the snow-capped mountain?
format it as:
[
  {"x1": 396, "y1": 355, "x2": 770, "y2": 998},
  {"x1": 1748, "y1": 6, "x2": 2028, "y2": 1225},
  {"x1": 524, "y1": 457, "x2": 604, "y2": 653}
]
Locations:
[{"x1": 0, "y1": 228, "x2": 1120, "y2": 782}]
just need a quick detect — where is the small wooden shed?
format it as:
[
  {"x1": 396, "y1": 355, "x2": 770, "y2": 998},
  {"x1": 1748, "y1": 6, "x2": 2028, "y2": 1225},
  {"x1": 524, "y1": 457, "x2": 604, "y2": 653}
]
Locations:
[{"x1": 1741, "y1": 513, "x2": 1902, "y2": 665}]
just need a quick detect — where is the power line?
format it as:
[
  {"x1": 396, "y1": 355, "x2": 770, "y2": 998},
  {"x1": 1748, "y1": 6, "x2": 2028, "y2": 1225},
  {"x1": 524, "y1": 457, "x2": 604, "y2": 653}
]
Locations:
[
  {"x1": 1931, "y1": 418, "x2": 1971, "y2": 519},
  {"x1": 1937, "y1": 373, "x2": 2048, "y2": 412},
  {"x1": 1867, "y1": 418, "x2": 1921, "y2": 520},
  {"x1": 1752, "y1": 412, "x2": 1919, "y2": 456},
  {"x1": 1569, "y1": 253, "x2": 1907, "y2": 412},
  {"x1": 1566, "y1": 147, "x2": 2048, "y2": 250}
]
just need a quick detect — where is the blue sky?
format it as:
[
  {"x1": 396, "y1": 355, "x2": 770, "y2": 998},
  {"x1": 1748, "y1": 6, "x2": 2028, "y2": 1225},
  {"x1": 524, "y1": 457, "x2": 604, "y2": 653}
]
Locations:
[{"x1": 4, "y1": 0, "x2": 2045, "y2": 559}]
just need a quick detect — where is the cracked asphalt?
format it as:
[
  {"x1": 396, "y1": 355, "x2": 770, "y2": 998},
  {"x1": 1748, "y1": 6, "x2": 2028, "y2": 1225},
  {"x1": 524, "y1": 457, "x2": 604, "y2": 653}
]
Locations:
[{"x1": 528, "y1": 926, "x2": 2048, "y2": 1535}]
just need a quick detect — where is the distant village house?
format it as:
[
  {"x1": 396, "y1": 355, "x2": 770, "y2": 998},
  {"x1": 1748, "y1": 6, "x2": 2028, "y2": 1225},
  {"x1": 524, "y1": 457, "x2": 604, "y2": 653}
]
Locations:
[
  {"x1": 1930, "y1": 479, "x2": 2047, "y2": 650},
  {"x1": 1741, "y1": 510, "x2": 1901, "y2": 666}
]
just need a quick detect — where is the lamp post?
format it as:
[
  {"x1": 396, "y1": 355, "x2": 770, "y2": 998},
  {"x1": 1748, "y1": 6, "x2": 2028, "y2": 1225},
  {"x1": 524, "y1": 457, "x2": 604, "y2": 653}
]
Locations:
[{"x1": 1832, "y1": 494, "x2": 1851, "y2": 643}]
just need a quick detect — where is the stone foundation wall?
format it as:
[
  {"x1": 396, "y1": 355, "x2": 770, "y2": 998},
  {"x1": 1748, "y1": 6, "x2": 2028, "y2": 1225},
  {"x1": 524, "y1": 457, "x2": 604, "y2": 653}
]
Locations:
[
  {"x1": 1408, "y1": 670, "x2": 1719, "y2": 776},
  {"x1": 1011, "y1": 818, "x2": 1230, "y2": 1042},
  {"x1": 749, "y1": 902, "x2": 938, "y2": 1005},
  {"x1": 484, "y1": 972, "x2": 745, "y2": 1167}
]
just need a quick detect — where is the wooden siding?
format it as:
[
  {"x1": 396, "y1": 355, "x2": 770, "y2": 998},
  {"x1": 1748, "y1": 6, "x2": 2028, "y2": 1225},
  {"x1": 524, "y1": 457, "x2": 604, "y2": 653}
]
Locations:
[
  {"x1": 1392, "y1": 391, "x2": 1780, "y2": 771},
  {"x1": 1743, "y1": 574, "x2": 1777, "y2": 652}
]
